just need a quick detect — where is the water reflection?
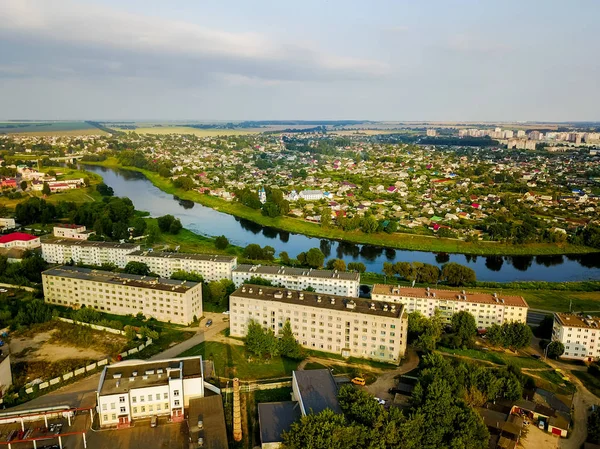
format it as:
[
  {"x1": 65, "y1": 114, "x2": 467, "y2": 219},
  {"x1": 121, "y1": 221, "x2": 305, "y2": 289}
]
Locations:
[
  {"x1": 262, "y1": 227, "x2": 278, "y2": 239},
  {"x1": 320, "y1": 240, "x2": 332, "y2": 259},
  {"x1": 385, "y1": 248, "x2": 396, "y2": 260},
  {"x1": 485, "y1": 256, "x2": 504, "y2": 272},
  {"x1": 535, "y1": 255, "x2": 564, "y2": 267},
  {"x1": 173, "y1": 196, "x2": 194, "y2": 210},
  {"x1": 237, "y1": 218, "x2": 262, "y2": 235},
  {"x1": 360, "y1": 245, "x2": 384, "y2": 261},
  {"x1": 435, "y1": 253, "x2": 450, "y2": 264},
  {"x1": 511, "y1": 255, "x2": 534, "y2": 272}
]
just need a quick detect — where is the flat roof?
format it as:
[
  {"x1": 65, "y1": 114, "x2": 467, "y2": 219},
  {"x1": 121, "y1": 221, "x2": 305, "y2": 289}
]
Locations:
[
  {"x1": 188, "y1": 394, "x2": 228, "y2": 449},
  {"x1": 42, "y1": 266, "x2": 200, "y2": 293},
  {"x1": 372, "y1": 284, "x2": 528, "y2": 308},
  {"x1": 293, "y1": 369, "x2": 341, "y2": 415},
  {"x1": 554, "y1": 313, "x2": 600, "y2": 330},
  {"x1": 54, "y1": 224, "x2": 85, "y2": 229},
  {"x1": 258, "y1": 402, "x2": 301, "y2": 444},
  {"x1": 41, "y1": 238, "x2": 139, "y2": 250},
  {"x1": 99, "y1": 357, "x2": 202, "y2": 396},
  {"x1": 233, "y1": 264, "x2": 360, "y2": 281},
  {"x1": 232, "y1": 284, "x2": 404, "y2": 318},
  {"x1": 128, "y1": 250, "x2": 236, "y2": 263}
]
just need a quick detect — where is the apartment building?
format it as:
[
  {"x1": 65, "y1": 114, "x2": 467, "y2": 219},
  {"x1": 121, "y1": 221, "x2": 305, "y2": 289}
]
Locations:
[
  {"x1": 0, "y1": 232, "x2": 40, "y2": 249},
  {"x1": 126, "y1": 250, "x2": 237, "y2": 281},
  {"x1": 42, "y1": 266, "x2": 202, "y2": 325},
  {"x1": 230, "y1": 285, "x2": 407, "y2": 364},
  {"x1": 96, "y1": 356, "x2": 205, "y2": 428},
  {"x1": 552, "y1": 313, "x2": 600, "y2": 361},
  {"x1": 41, "y1": 239, "x2": 140, "y2": 268},
  {"x1": 53, "y1": 224, "x2": 95, "y2": 240},
  {"x1": 371, "y1": 285, "x2": 528, "y2": 329},
  {"x1": 232, "y1": 265, "x2": 360, "y2": 297}
]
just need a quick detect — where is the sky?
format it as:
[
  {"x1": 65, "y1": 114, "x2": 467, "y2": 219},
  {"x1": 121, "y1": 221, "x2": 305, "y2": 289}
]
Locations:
[{"x1": 1, "y1": 0, "x2": 599, "y2": 122}]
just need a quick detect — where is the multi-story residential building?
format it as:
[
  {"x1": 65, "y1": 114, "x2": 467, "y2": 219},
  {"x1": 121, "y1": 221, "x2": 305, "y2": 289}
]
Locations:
[
  {"x1": 41, "y1": 239, "x2": 140, "y2": 268},
  {"x1": 232, "y1": 265, "x2": 360, "y2": 297},
  {"x1": 42, "y1": 266, "x2": 202, "y2": 325},
  {"x1": 126, "y1": 250, "x2": 237, "y2": 281},
  {"x1": 230, "y1": 285, "x2": 408, "y2": 364},
  {"x1": 53, "y1": 224, "x2": 95, "y2": 240},
  {"x1": 96, "y1": 356, "x2": 206, "y2": 428},
  {"x1": 552, "y1": 313, "x2": 600, "y2": 361},
  {"x1": 0, "y1": 232, "x2": 40, "y2": 249},
  {"x1": 371, "y1": 285, "x2": 528, "y2": 329},
  {"x1": 0, "y1": 218, "x2": 16, "y2": 231}
]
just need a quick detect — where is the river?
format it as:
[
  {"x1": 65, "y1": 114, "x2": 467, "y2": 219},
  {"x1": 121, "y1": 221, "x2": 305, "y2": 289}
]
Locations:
[{"x1": 83, "y1": 165, "x2": 600, "y2": 282}]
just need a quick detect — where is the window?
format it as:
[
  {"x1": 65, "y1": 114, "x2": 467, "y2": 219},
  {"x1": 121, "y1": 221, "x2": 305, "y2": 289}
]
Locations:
[
  {"x1": 132, "y1": 397, "x2": 137, "y2": 403},
  {"x1": 164, "y1": 392, "x2": 169, "y2": 399},
  {"x1": 141, "y1": 406, "x2": 146, "y2": 413},
  {"x1": 111, "y1": 414, "x2": 116, "y2": 420},
  {"x1": 119, "y1": 396, "x2": 125, "y2": 403},
  {"x1": 103, "y1": 415, "x2": 108, "y2": 421},
  {"x1": 156, "y1": 394, "x2": 160, "y2": 400},
  {"x1": 174, "y1": 400, "x2": 180, "y2": 406},
  {"x1": 173, "y1": 390, "x2": 180, "y2": 397},
  {"x1": 148, "y1": 395, "x2": 152, "y2": 401},
  {"x1": 120, "y1": 407, "x2": 126, "y2": 413},
  {"x1": 133, "y1": 407, "x2": 138, "y2": 413},
  {"x1": 111, "y1": 403, "x2": 116, "y2": 410}
]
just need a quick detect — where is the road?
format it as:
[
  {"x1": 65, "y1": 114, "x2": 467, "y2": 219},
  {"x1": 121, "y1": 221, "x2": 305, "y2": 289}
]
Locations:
[{"x1": 366, "y1": 348, "x2": 420, "y2": 401}]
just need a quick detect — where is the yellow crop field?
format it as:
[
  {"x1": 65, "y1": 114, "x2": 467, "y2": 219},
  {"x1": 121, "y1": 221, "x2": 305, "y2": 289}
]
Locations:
[{"x1": 129, "y1": 127, "x2": 261, "y2": 136}]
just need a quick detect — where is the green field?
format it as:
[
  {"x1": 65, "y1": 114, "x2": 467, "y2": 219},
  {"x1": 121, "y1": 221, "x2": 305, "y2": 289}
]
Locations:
[
  {"x1": 572, "y1": 371, "x2": 600, "y2": 398},
  {"x1": 85, "y1": 158, "x2": 597, "y2": 257},
  {"x1": 437, "y1": 346, "x2": 550, "y2": 369},
  {"x1": 0, "y1": 121, "x2": 107, "y2": 136},
  {"x1": 178, "y1": 341, "x2": 299, "y2": 380}
]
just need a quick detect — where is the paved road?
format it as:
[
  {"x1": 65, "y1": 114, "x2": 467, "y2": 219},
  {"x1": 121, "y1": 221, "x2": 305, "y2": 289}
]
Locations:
[{"x1": 366, "y1": 348, "x2": 420, "y2": 401}]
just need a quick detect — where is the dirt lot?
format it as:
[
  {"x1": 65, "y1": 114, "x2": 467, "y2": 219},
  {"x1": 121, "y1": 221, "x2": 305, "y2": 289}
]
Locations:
[
  {"x1": 10, "y1": 330, "x2": 108, "y2": 362},
  {"x1": 520, "y1": 425, "x2": 561, "y2": 449}
]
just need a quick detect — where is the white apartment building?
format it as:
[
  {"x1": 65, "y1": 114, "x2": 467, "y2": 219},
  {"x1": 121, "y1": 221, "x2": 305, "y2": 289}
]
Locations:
[
  {"x1": 53, "y1": 224, "x2": 95, "y2": 240},
  {"x1": 371, "y1": 285, "x2": 528, "y2": 329},
  {"x1": 42, "y1": 266, "x2": 202, "y2": 325},
  {"x1": 230, "y1": 285, "x2": 408, "y2": 364},
  {"x1": 0, "y1": 218, "x2": 16, "y2": 231},
  {"x1": 126, "y1": 250, "x2": 237, "y2": 281},
  {"x1": 96, "y1": 357, "x2": 206, "y2": 428},
  {"x1": 41, "y1": 239, "x2": 140, "y2": 268},
  {"x1": 552, "y1": 313, "x2": 600, "y2": 361},
  {"x1": 232, "y1": 264, "x2": 360, "y2": 297}
]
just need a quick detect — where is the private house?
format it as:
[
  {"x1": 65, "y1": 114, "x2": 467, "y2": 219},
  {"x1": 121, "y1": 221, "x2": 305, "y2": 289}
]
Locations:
[{"x1": 0, "y1": 232, "x2": 41, "y2": 250}]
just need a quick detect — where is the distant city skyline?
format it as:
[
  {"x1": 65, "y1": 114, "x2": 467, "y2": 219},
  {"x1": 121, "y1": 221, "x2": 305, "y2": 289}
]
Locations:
[{"x1": 1, "y1": 0, "x2": 599, "y2": 121}]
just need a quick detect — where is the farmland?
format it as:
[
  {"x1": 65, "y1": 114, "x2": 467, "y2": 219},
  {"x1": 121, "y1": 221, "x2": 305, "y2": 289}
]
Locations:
[{"x1": 0, "y1": 121, "x2": 108, "y2": 136}]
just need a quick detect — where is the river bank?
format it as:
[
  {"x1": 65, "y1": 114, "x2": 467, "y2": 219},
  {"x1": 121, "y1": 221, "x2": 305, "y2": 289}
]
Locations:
[{"x1": 83, "y1": 158, "x2": 598, "y2": 257}]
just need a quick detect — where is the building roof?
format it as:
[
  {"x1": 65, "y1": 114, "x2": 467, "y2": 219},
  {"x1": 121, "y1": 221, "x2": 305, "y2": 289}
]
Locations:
[
  {"x1": 293, "y1": 369, "x2": 342, "y2": 415},
  {"x1": 128, "y1": 250, "x2": 236, "y2": 263},
  {"x1": 98, "y1": 357, "x2": 203, "y2": 396},
  {"x1": 42, "y1": 266, "x2": 200, "y2": 293},
  {"x1": 372, "y1": 284, "x2": 528, "y2": 308},
  {"x1": 258, "y1": 402, "x2": 302, "y2": 444},
  {"x1": 41, "y1": 238, "x2": 139, "y2": 250},
  {"x1": 0, "y1": 232, "x2": 38, "y2": 243},
  {"x1": 554, "y1": 313, "x2": 600, "y2": 330},
  {"x1": 54, "y1": 224, "x2": 85, "y2": 229},
  {"x1": 189, "y1": 394, "x2": 228, "y2": 449},
  {"x1": 232, "y1": 284, "x2": 404, "y2": 319},
  {"x1": 233, "y1": 264, "x2": 360, "y2": 281}
]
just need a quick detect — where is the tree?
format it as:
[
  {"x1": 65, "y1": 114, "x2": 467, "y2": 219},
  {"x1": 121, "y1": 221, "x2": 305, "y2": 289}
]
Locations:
[
  {"x1": 534, "y1": 315, "x2": 554, "y2": 339},
  {"x1": 278, "y1": 320, "x2": 305, "y2": 360},
  {"x1": 244, "y1": 276, "x2": 273, "y2": 286},
  {"x1": 414, "y1": 310, "x2": 443, "y2": 352},
  {"x1": 245, "y1": 320, "x2": 278, "y2": 358},
  {"x1": 384, "y1": 221, "x2": 398, "y2": 234},
  {"x1": 450, "y1": 311, "x2": 477, "y2": 348},
  {"x1": 383, "y1": 262, "x2": 395, "y2": 278},
  {"x1": 215, "y1": 235, "x2": 229, "y2": 250},
  {"x1": 244, "y1": 244, "x2": 266, "y2": 260},
  {"x1": 157, "y1": 214, "x2": 175, "y2": 232},
  {"x1": 169, "y1": 218, "x2": 183, "y2": 234},
  {"x1": 280, "y1": 251, "x2": 291, "y2": 265},
  {"x1": 123, "y1": 261, "x2": 151, "y2": 276},
  {"x1": 441, "y1": 262, "x2": 476, "y2": 286},
  {"x1": 131, "y1": 217, "x2": 147, "y2": 237},
  {"x1": 42, "y1": 181, "x2": 51, "y2": 195},
  {"x1": 486, "y1": 322, "x2": 532, "y2": 350},
  {"x1": 96, "y1": 182, "x2": 114, "y2": 196},
  {"x1": 305, "y1": 248, "x2": 325, "y2": 268},
  {"x1": 170, "y1": 270, "x2": 204, "y2": 282},
  {"x1": 546, "y1": 341, "x2": 565, "y2": 359},
  {"x1": 283, "y1": 409, "x2": 363, "y2": 449},
  {"x1": 320, "y1": 208, "x2": 332, "y2": 228},
  {"x1": 588, "y1": 409, "x2": 600, "y2": 444},
  {"x1": 347, "y1": 262, "x2": 366, "y2": 273},
  {"x1": 326, "y1": 259, "x2": 346, "y2": 271},
  {"x1": 19, "y1": 180, "x2": 27, "y2": 191}
]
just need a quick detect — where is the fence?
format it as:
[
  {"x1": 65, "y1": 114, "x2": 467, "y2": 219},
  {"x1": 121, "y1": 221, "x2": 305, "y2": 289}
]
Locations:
[{"x1": 57, "y1": 317, "x2": 142, "y2": 339}]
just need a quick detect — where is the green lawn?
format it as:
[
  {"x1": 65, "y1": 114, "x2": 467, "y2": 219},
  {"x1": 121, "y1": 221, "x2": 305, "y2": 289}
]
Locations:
[
  {"x1": 572, "y1": 371, "x2": 600, "y2": 399},
  {"x1": 437, "y1": 346, "x2": 550, "y2": 369},
  {"x1": 530, "y1": 370, "x2": 576, "y2": 395},
  {"x1": 178, "y1": 341, "x2": 299, "y2": 380}
]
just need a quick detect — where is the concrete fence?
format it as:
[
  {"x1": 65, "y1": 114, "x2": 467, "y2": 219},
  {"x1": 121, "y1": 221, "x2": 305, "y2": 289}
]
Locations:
[{"x1": 57, "y1": 317, "x2": 142, "y2": 338}]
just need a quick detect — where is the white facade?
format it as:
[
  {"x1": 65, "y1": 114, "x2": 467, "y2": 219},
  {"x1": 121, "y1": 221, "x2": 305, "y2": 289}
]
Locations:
[
  {"x1": 126, "y1": 250, "x2": 237, "y2": 281},
  {"x1": 97, "y1": 357, "x2": 205, "y2": 428},
  {"x1": 299, "y1": 190, "x2": 324, "y2": 201},
  {"x1": 53, "y1": 224, "x2": 94, "y2": 240},
  {"x1": 230, "y1": 285, "x2": 408, "y2": 364},
  {"x1": 42, "y1": 266, "x2": 203, "y2": 325},
  {"x1": 0, "y1": 233, "x2": 41, "y2": 249},
  {"x1": 0, "y1": 354, "x2": 12, "y2": 395},
  {"x1": 233, "y1": 264, "x2": 360, "y2": 297},
  {"x1": 0, "y1": 218, "x2": 16, "y2": 231},
  {"x1": 552, "y1": 313, "x2": 600, "y2": 361},
  {"x1": 371, "y1": 285, "x2": 528, "y2": 329},
  {"x1": 41, "y1": 239, "x2": 140, "y2": 268}
]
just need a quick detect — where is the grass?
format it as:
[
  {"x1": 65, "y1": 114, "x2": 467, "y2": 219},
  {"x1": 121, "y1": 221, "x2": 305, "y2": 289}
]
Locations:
[
  {"x1": 530, "y1": 370, "x2": 576, "y2": 395},
  {"x1": 572, "y1": 371, "x2": 600, "y2": 398},
  {"x1": 437, "y1": 346, "x2": 550, "y2": 369},
  {"x1": 128, "y1": 127, "x2": 260, "y2": 136},
  {"x1": 87, "y1": 158, "x2": 598, "y2": 257},
  {"x1": 178, "y1": 341, "x2": 299, "y2": 380},
  {"x1": 306, "y1": 348, "x2": 399, "y2": 370}
]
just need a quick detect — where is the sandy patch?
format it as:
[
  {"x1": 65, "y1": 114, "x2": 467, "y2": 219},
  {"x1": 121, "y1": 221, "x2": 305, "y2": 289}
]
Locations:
[{"x1": 9, "y1": 329, "x2": 109, "y2": 362}]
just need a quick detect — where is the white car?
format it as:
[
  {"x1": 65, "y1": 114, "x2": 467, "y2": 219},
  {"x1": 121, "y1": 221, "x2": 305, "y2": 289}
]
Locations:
[
  {"x1": 222, "y1": 311, "x2": 230, "y2": 315},
  {"x1": 374, "y1": 397, "x2": 386, "y2": 405},
  {"x1": 0, "y1": 289, "x2": 7, "y2": 293}
]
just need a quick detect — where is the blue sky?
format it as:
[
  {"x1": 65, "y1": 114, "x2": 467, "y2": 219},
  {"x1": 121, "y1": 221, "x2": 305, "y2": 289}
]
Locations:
[{"x1": 1, "y1": 0, "x2": 598, "y2": 121}]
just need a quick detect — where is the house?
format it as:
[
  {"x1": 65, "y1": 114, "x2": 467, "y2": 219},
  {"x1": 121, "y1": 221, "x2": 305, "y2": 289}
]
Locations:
[
  {"x1": 53, "y1": 224, "x2": 95, "y2": 240},
  {"x1": 386, "y1": 186, "x2": 397, "y2": 194},
  {"x1": 299, "y1": 190, "x2": 324, "y2": 201},
  {"x1": 0, "y1": 232, "x2": 41, "y2": 250},
  {"x1": 0, "y1": 218, "x2": 16, "y2": 231}
]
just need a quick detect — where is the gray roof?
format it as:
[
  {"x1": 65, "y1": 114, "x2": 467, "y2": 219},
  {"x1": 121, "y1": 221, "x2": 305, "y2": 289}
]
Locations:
[
  {"x1": 41, "y1": 238, "x2": 139, "y2": 249},
  {"x1": 128, "y1": 250, "x2": 236, "y2": 263},
  {"x1": 233, "y1": 264, "x2": 360, "y2": 281},
  {"x1": 232, "y1": 284, "x2": 404, "y2": 318},
  {"x1": 293, "y1": 369, "x2": 341, "y2": 415},
  {"x1": 42, "y1": 266, "x2": 201, "y2": 293},
  {"x1": 258, "y1": 402, "x2": 302, "y2": 444},
  {"x1": 189, "y1": 394, "x2": 228, "y2": 449}
]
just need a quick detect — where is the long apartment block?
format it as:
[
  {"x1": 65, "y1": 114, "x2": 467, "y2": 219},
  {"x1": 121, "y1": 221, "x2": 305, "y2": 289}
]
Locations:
[
  {"x1": 41, "y1": 238, "x2": 140, "y2": 268},
  {"x1": 42, "y1": 266, "x2": 202, "y2": 325},
  {"x1": 232, "y1": 264, "x2": 360, "y2": 297},
  {"x1": 230, "y1": 284, "x2": 407, "y2": 364},
  {"x1": 125, "y1": 250, "x2": 237, "y2": 281},
  {"x1": 552, "y1": 313, "x2": 600, "y2": 361},
  {"x1": 371, "y1": 284, "x2": 528, "y2": 329}
]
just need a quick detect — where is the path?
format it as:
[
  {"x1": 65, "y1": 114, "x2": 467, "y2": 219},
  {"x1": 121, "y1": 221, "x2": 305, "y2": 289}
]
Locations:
[{"x1": 365, "y1": 348, "x2": 420, "y2": 400}]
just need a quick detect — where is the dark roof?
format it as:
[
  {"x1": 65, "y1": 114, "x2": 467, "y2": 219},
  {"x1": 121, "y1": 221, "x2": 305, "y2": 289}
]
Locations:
[
  {"x1": 535, "y1": 388, "x2": 570, "y2": 415},
  {"x1": 258, "y1": 402, "x2": 302, "y2": 444},
  {"x1": 293, "y1": 369, "x2": 341, "y2": 415},
  {"x1": 42, "y1": 266, "x2": 200, "y2": 293},
  {"x1": 41, "y1": 237, "x2": 138, "y2": 249},
  {"x1": 232, "y1": 285, "x2": 404, "y2": 319},
  {"x1": 233, "y1": 264, "x2": 360, "y2": 281},
  {"x1": 188, "y1": 393, "x2": 228, "y2": 449},
  {"x1": 128, "y1": 250, "x2": 236, "y2": 263}
]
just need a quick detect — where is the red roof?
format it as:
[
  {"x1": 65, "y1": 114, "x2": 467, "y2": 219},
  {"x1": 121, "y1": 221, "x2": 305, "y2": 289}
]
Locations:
[{"x1": 0, "y1": 232, "x2": 38, "y2": 243}]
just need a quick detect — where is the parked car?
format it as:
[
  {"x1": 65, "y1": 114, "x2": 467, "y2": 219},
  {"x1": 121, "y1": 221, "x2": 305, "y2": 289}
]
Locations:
[
  {"x1": 205, "y1": 319, "x2": 213, "y2": 328},
  {"x1": 0, "y1": 340, "x2": 4, "y2": 347},
  {"x1": 198, "y1": 437, "x2": 204, "y2": 447},
  {"x1": 374, "y1": 397, "x2": 386, "y2": 405},
  {"x1": 222, "y1": 311, "x2": 230, "y2": 315},
  {"x1": 198, "y1": 416, "x2": 204, "y2": 430},
  {"x1": 0, "y1": 288, "x2": 8, "y2": 293},
  {"x1": 351, "y1": 377, "x2": 366, "y2": 386},
  {"x1": 150, "y1": 416, "x2": 157, "y2": 428}
]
